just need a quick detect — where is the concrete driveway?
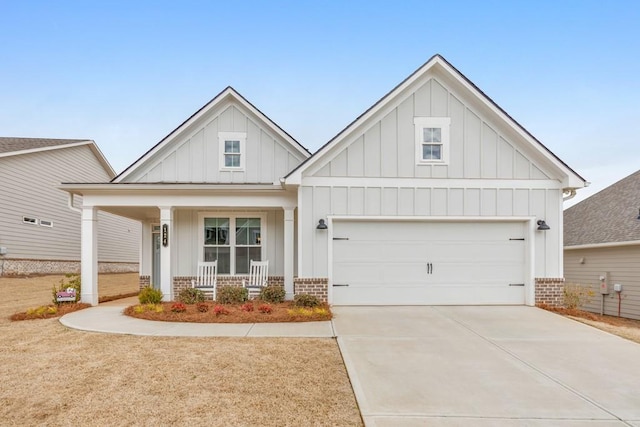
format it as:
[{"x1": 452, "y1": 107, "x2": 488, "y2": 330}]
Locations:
[{"x1": 332, "y1": 306, "x2": 640, "y2": 426}]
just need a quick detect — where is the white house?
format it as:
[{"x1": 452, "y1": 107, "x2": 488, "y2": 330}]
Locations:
[
  {"x1": 0, "y1": 138, "x2": 140, "y2": 276},
  {"x1": 62, "y1": 55, "x2": 586, "y2": 306}
]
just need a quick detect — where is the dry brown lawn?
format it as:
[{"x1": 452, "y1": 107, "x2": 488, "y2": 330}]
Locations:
[{"x1": 0, "y1": 275, "x2": 363, "y2": 426}]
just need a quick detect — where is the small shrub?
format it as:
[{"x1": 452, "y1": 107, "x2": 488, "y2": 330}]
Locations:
[
  {"x1": 287, "y1": 307, "x2": 313, "y2": 316},
  {"x1": 294, "y1": 294, "x2": 320, "y2": 308},
  {"x1": 171, "y1": 302, "x2": 187, "y2": 313},
  {"x1": 179, "y1": 288, "x2": 205, "y2": 304},
  {"x1": 313, "y1": 307, "x2": 328, "y2": 315},
  {"x1": 258, "y1": 304, "x2": 272, "y2": 314},
  {"x1": 213, "y1": 305, "x2": 230, "y2": 316},
  {"x1": 139, "y1": 286, "x2": 163, "y2": 304},
  {"x1": 196, "y1": 302, "x2": 209, "y2": 313},
  {"x1": 52, "y1": 273, "x2": 81, "y2": 304},
  {"x1": 216, "y1": 286, "x2": 248, "y2": 304},
  {"x1": 134, "y1": 305, "x2": 145, "y2": 314},
  {"x1": 259, "y1": 286, "x2": 286, "y2": 303},
  {"x1": 563, "y1": 283, "x2": 595, "y2": 310},
  {"x1": 240, "y1": 302, "x2": 254, "y2": 312}
]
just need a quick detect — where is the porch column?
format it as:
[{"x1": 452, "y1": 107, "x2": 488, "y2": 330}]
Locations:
[
  {"x1": 81, "y1": 206, "x2": 98, "y2": 306},
  {"x1": 284, "y1": 207, "x2": 295, "y2": 299},
  {"x1": 159, "y1": 206, "x2": 174, "y2": 301}
]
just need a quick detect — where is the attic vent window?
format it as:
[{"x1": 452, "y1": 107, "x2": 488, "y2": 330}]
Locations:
[
  {"x1": 219, "y1": 132, "x2": 246, "y2": 171},
  {"x1": 23, "y1": 216, "x2": 37, "y2": 225},
  {"x1": 414, "y1": 117, "x2": 451, "y2": 165},
  {"x1": 40, "y1": 219, "x2": 53, "y2": 227}
]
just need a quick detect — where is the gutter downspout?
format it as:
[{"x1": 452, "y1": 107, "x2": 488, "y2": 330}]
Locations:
[
  {"x1": 562, "y1": 189, "x2": 577, "y2": 202},
  {"x1": 67, "y1": 193, "x2": 81, "y2": 213}
]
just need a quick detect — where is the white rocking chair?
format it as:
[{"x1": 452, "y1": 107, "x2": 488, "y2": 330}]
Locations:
[
  {"x1": 243, "y1": 260, "x2": 269, "y2": 299},
  {"x1": 191, "y1": 261, "x2": 217, "y2": 300}
]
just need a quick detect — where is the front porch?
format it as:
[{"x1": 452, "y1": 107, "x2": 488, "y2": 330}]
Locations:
[{"x1": 64, "y1": 183, "x2": 303, "y2": 305}]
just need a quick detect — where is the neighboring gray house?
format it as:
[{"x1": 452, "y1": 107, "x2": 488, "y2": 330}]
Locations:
[
  {"x1": 564, "y1": 170, "x2": 640, "y2": 320},
  {"x1": 62, "y1": 55, "x2": 586, "y2": 306},
  {"x1": 0, "y1": 137, "x2": 140, "y2": 276}
]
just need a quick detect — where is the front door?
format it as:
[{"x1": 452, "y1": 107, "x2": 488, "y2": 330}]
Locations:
[{"x1": 152, "y1": 225, "x2": 161, "y2": 290}]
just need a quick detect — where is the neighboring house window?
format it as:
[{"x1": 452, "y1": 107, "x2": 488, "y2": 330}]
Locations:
[
  {"x1": 218, "y1": 132, "x2": 246, "y2": 170},
  {"x1": 202, "y1": 214, "x2": 263, "y2": 274},
  {"x1": 22, "y1": 216, "x2": 37, "y2": 225},
  {"x1": 414, "y1": 117, "x2": 451, "y2": 165},
  {"x1": 39, "y1": 219, "x2": 53, "y2": 227}
]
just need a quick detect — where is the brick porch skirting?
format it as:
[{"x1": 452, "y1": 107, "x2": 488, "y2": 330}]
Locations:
[
  {"x1": 293, "y1": 278, "x2": 328, "y2": 302},
  {"x1": 172, "y1": 275, "x2": 285, "y2": 299},
  {"x1": 535, "y1": 277, "x2": 565, "y2": 307},
  {"x1": 146, "y1": 276, "x2": 330, "y2": 302}
]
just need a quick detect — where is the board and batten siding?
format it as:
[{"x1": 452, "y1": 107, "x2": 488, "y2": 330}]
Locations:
[
  {"x1": 564, "y1": 245, "x2": 640, "y2": 320},
  {"x1": 312, "y1": 78, "x2": 552, "y2": 180},
  {"x1": 147, "y1": 209, "x2": 288, "y2": 277},
  {"x1": 299, "y1": 185, "x2": 562, "y2": 278},
  {"x1": 124, "y1": 104, "x2": 306, "y2": 184},
  {"x1": 0, "y1": 145, "x2": 140, "y2": 263}
]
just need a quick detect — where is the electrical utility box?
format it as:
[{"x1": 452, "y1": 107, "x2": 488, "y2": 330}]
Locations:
[
  {"x1": 599, "y1": 273, "x2": 609, "y2": 295},
  {"x1": 614, "y1": 283, "x2": 623, "y2": 293}
]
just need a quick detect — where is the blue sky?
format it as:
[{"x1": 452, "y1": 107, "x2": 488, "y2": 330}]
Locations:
[{"x1": 1, "y1": 1, "x2": 638, "y2": 207}]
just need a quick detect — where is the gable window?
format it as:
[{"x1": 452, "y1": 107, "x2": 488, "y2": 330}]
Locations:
[
  {"x1": 414, "y1": 117, "x2": 451, "y2": 165},
  {"x1": 218, "y1": 132, "x2": 246, "y2": 170},
  {"x1": 202, "y1": 214, "x2": 264, "y2": 274}
]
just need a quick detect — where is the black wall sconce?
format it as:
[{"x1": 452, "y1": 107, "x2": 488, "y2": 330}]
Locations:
[
  {"x1": 316, "y1": 219, "x2": 328, "y2": 230},
  {"x1": 536, "y1": 220, "x2": 550, "y2": 231}
]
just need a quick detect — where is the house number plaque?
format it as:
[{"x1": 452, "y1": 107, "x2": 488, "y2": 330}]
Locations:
[{"x1": 162, "y1": 224, "x2": 168, "y2": 247}]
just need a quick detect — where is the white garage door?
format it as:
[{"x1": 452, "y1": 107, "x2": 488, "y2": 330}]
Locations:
[{"x1": 331, "y1": 221, "x2": 527, "y2": 305}]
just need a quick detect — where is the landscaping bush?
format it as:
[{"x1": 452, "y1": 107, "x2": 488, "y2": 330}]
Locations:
[
  {"x1": 139, "y1": 286, "x2": 163, "y2": 304},
  {"x1": 171, "y1": 302, "x2": 187, "y2": 313},
  {"x1": 216, "y1": 285, "x2": 248, "y2": 304},
  {"x1": 240, "y1": 302, "x2": 254, "y2": 312},
  {"x1": 213, "y1": 305, "x2": 230, "y2": 316},
  {"x1": 51, "y1": 273, "x2": 81, "y2": 304},
  {"x1": 563, "y1": 283, "x2": 595, "y2": 310},
  {"x1": 259, "y1": 285, "x2": 286, "y2": 303},
  {"x1": 178, "y1": 288, "x2": 205, "y2": 304},
  {"x1": 258, "y1": 304, "x2": 272, "y2": 314},
  {"x1": 293, "y1": 293, "x2": 320, "y2": 307}
]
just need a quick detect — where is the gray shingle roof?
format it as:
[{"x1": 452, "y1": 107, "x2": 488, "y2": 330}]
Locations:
[
  {"x1": 564, "y1": 169, "x2": 640, "y2": 246},
  {"x1": 0, "y1": 137, "x2": 88, "y2": 154}
]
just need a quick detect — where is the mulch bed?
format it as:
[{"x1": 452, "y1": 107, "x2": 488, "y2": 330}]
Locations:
[
  {"x1": 539, "y1": 304, "x2": 640, "y2": 328},
  {"x1": 9, "y1": 303, "x2": 91, "y2": 321},
  {"x1": 124, "y1": 301, "x2": 332, "y2": 323}
]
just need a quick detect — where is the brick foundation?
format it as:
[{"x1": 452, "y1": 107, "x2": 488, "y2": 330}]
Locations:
[
  {"x1": 535, "y1": 277, "x2": 565, "y2": 307},
  {"x1": 0, "y1": 258, "x2": 138, "y2": 276},
  {"x1": 172, "y1": 275, "x2": 285, "y2": 299},
  {"x1": 294, "y1": 277, "x2": 328, "y2": 302}
]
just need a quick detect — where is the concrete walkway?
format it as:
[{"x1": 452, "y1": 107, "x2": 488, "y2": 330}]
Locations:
[
  {"x1": 60, "y1": 297, "x2": 334, "y2": 337},
  {"x1": 332, "y1": 306, "x2": 640, "y2": 427}
]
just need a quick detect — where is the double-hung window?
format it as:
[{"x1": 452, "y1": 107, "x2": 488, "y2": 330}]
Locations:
[
  {"x1": 218, "y1": 132, "x2": 246, "y2": 170},
  {"x1": 414, "y1": 117, "x2": 451, "y2": 165},
  {"x1": 202, "y1": 214, "x2": 263, "y2": 274}
]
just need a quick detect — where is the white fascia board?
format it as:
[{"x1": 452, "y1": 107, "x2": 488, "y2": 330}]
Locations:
[
  {"x1": 87, "y1": 142, "x2": 116, "y2": 178},
  {"x1": 432, "y1": 62, "x2": 586, "y2": 188},
  {"x1": 564, "y1": 240, "x2": 640, "y2": 250},
  {"x1": 113, "y1": 90, "x2": 235, "y2": 183},
  {"x1": 300, "y1": 176, "x2": 562, "y2": 190},
  {"x1": 115, "y1": 88, "x2": 309, "y2": 183},
  {"x1": 0, "y1": 140, "x2": 93, "y2": 159},
  {"x1": 80, "y1": 192, "x2": 297, "y2": 209},
  {"x1": 286, "y1": 56, "x2": 444, "y2": 184},
  {"x1": 232, "y1": 93, "x2": 310, "y2": 159},
  {"x1": 59, "y1": 183, "x2": 288, "y2": 194}
]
